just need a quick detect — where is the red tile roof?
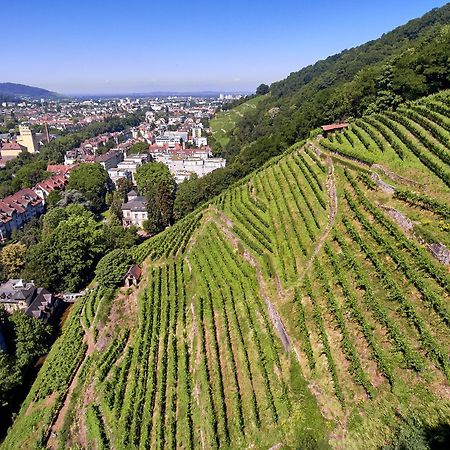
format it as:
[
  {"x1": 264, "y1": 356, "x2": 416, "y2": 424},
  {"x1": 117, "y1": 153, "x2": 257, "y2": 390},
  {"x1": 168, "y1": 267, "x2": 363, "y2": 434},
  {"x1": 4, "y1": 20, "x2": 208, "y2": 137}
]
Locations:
[
  {"x1": 35, "y1": 174, "x2": 67, "y2": 193},
  {"x1": 1, "y1": 142, "x2": 25, "y2": 151},
  {"x1": 0, "y1": 189, "x2": 43, "y2": 223},
  {"x1": 321, "y1": 123, "x2": 349, "y2": 132},
  {"x1": 47, "y1": 164, "x2": 78, "y2": 175},
  {"x1": 125, "y1": 264, "x2": 142, "y2": 281}
]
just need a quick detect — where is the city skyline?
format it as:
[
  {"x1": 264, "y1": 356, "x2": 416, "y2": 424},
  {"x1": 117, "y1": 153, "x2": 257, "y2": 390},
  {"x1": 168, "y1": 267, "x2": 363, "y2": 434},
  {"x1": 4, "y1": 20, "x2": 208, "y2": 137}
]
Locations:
[{"x1": 1, "y1": 0, "x2": 447, "y2": 94}]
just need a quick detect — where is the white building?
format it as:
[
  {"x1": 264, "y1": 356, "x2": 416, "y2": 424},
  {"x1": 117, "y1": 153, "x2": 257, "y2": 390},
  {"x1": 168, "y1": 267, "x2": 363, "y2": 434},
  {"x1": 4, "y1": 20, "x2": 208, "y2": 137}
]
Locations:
[
  {"x1": 121, "y1": 191, "x2": 148, "y2": 228},
  {"x1": 108, "y1": 168, "x2": 132, "y2": 186},
  {"x1": 194, "y1": 136, "x2": 207, "y2": 147},
  {"x1": 116, "y1": 153, "x2": 150, "y2": 184},
  {"x1": 153, "y1": 153, "x2": 226, "y2": 183}
]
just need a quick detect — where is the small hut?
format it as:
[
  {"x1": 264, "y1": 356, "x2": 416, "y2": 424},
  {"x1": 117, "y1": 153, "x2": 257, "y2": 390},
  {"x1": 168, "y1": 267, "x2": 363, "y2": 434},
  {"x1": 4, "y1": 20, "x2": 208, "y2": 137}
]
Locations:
[
  {"x1": 320, "y1": 122, "x2": 349, "y2": 137},
  {"x1": 124, "y1": 264, "x2": 142, "y2": 288}
]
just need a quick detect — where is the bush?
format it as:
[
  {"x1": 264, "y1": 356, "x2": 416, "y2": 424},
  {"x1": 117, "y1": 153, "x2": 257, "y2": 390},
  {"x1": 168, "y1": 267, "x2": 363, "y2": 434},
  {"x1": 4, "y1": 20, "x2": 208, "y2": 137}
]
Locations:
[{"x1": 95, "y1": 249, "x2": 134, "y2": 288}]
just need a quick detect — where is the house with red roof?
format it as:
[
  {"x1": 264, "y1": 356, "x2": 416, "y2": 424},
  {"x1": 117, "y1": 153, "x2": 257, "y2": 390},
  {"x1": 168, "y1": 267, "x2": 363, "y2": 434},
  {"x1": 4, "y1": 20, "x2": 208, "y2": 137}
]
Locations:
[
  {"x1": 0, "y1": 189, "x2": 44, "y2": 240},
  {"x1": 0, "y1": 141, "x2": 27, "y2": 159},
  {"x1": 34, "y1": 174, "x2": 68, "y2": 201}
]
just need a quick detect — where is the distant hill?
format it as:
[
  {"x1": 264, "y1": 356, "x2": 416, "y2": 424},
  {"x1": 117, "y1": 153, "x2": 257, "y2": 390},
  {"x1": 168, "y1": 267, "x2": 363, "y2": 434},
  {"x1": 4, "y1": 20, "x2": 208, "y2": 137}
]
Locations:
[{"x1": 0, "y1": 82, "x2": 58, "y2": 100}]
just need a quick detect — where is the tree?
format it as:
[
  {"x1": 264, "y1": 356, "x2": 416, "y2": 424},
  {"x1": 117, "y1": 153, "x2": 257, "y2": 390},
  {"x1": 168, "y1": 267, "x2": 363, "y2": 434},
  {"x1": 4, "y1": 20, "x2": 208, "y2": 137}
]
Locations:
[
  {"x1": 102, "y1": 224, "x2": 139, "y2": 250},
  {"x1": 10, "y1": 218, "x2": 41, "y2": 247},
  {"x1": 135, "y1": 162, "x2": 175, "y2": 197},
  {"x1": 1, "y1": 243, "x2": 27, "y2": 279},
  {"x1": 57, "y1": 188, "x2": 92, "y2": 210},
  {"x1": 11, "y1": 160, "x2": 49, "y2": 191},
  {"x1": 155, "y1": 180, "x2": 175, "y2": 226},
  {"x1": 116, "y1": 177, "x2": 134, "y2": 202},
  {"x1": 41, "y1": 207, "x2": 68, "y2": 235},
  {"x1": 24, "y1": 210, "x2": 107, "y2": 292},
  {"x1": 256, "y1": 83, "x2": 270, "y2": 95},
  {"x1": 7, "y1": 312, "x2": 52, "y2": 368},
  {"x1": 0, "y1": 352, "x2": 21, "y2": 407},
  {"x1": 95, "y1": 249, "x2": 134, "y2": 288},
  {"x1": 67, "y1": 163, "x2": 110, "y2": 212},
  {"x1": 108, "y1": 192, "x2": 124, "y2": 226},
  {"x1": 0, "y1": 308, "x2": 51, "y2": 407},
  {"x1": 135, "y1": 162, "x2": 176, "y2": 233},
  {"x1": 128, "y1": 141, "x2": 149, "y2": 155},
  {"x1": 45, "y1": 189, "x2": 62, "y2": 208}
]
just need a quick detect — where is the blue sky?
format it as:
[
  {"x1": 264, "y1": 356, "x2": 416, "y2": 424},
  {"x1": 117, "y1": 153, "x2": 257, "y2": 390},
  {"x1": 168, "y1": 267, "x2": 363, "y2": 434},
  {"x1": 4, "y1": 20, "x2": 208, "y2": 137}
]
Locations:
[{"x1": 1, "y1": 0, "x2": 447, "y2": 94}]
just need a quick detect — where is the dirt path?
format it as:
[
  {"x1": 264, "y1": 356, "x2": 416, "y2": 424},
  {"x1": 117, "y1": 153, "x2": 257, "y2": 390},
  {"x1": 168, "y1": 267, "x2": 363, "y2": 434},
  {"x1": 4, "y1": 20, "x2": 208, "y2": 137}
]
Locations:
[
  {"x1": 45, "y1": 316, "x2": 95, "y2": 449},
  {"x1": 298, "y1": 155, "x2": 338, "y2": 282},
  {"x1": 372, "y1": 163, "x2": 420, "y2": 187},
  {"x1": 213, "y1": 209, "x2": 291, "y2": 352}
]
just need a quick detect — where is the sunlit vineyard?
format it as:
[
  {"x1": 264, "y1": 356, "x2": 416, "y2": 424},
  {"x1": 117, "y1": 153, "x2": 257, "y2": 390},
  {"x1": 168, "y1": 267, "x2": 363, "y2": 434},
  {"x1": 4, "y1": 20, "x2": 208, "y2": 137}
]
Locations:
[{"x1": 3, "y1": 91, "x2": 450, "y2": 450}]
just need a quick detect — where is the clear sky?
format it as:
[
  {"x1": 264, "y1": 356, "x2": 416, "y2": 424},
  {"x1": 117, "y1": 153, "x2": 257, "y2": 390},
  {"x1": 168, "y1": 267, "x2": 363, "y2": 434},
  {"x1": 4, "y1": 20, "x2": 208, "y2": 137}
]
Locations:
[{"x1": 1, "y1": 0, "x2": 447, "y2": 94}]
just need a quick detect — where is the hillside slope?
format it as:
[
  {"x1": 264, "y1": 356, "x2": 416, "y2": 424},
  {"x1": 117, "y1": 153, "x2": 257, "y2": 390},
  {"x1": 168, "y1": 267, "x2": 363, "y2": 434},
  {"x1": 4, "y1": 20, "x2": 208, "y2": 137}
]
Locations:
[
  {"x1": 175, "y1": 5, "x2": 450, "y2": 220},
  {"x1": 0, "y1": 82, "x2": 58, "y2": 99},
  {"x1": 3, "y1": 91, "x2": 450, "y2": 449}
]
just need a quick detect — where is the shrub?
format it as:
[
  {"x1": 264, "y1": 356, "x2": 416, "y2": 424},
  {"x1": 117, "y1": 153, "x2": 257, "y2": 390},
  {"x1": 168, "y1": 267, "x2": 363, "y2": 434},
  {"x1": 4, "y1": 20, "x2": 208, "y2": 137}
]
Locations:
[{"x1": 95, "y1": 249, "x2": 134, "y2": 288}]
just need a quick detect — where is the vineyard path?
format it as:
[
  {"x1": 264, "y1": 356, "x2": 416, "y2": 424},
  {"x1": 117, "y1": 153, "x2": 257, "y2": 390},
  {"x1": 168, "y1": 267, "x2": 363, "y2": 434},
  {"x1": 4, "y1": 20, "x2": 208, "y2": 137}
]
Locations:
[
  {"x1": 212, "y1": 207, "x2": 291, "y2": 352},
  {"x1": 45, "y1": 313, "x2": 95, "y2": 450},
  {"x1": 298, "y1": 154, "x2": 338, "y2": 283}
]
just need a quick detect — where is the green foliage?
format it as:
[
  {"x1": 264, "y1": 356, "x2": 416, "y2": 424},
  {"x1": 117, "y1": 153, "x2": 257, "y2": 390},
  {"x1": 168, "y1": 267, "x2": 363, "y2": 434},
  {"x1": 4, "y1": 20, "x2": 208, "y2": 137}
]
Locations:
[
  {"x1": 136, "y1": 162, "x2": 176, "y2": 233},
  {"x1": 95, "y1": 249, "x2": 134, "y2": 288},
  {"x1": 0, "y1": 243, "x2": 27, "y2": 279},
  {"x1": 116, "y1": 176, "x2": 134, "y2": 201},
  {"x1": 11, "y1": 160, "x2": 49, "y2": 191},
  {"x1": 24, "y1": 208, "x2": 107, "y2": 292},
  {"x1": 175, "y1": 5, "x2": 449, "y2": 220},
  {"x1": 67, "y1": 163, "x2": 110, "y2": 212},
  {"x1": 256, "y1": 83, "x2": 270, "y2": 95},
  {"x1": 135, "y1": 162, "x2": 174, "y2": 196},
  {"x1": 128, "y1": 141, "x2": 149, "y2": 155},
  {"x1": 0, "y1": 309, "x2": 52, "y2": 407}
]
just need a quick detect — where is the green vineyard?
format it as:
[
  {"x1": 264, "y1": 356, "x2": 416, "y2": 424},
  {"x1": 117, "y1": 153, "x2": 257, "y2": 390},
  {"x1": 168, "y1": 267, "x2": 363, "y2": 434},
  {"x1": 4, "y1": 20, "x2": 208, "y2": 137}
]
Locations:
[{"x1": 2, "y1": 91, "x2": 450, "y2": 449}]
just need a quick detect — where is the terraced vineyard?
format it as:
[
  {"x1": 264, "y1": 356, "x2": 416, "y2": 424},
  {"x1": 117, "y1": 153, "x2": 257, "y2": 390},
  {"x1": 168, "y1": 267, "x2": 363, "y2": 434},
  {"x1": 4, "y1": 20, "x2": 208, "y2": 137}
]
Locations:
[
  {"x1": 3, "y1": 91, "x2": 450, "y2": 449},
  {"x1": 209, "y1": 95, "x2": 265, "y2": 148}
]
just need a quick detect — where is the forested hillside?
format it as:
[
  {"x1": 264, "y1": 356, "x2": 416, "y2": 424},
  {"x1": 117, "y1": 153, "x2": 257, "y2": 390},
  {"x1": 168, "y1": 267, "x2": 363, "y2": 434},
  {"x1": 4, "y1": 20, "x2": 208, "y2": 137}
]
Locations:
[
  {"x1": 0, "y1": 83, "x2": 58, "y2": 99},
  {"x1": 174, "y1": 4, "x2": 450, "y2": 218},
  {"x1": 3, "y1": 90, "x2": 450, "y2": 449}
]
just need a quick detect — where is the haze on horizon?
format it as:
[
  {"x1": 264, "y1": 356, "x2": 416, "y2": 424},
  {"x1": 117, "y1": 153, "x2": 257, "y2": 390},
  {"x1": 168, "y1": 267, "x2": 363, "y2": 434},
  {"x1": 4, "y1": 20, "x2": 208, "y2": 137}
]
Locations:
[{"x1": 1, "y1": 0, "x2": 447, "y2": 95}]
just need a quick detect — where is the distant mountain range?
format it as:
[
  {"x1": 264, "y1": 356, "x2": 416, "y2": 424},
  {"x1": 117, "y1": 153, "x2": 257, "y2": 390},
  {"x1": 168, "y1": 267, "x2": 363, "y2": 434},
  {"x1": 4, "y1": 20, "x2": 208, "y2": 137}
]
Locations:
[
  {"x1": 71, "y1": 91, "x2": 250, "y2": 99},
  {"x1": 0, "y1": 82, "x2": 58, "y2": 100},
  {"x1": 0, "y1": 84, "x2": 249, "y2": 101}
]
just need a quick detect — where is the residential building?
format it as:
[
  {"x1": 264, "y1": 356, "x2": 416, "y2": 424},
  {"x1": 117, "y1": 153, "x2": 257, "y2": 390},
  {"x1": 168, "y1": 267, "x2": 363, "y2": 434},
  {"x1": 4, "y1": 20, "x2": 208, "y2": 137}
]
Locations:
[
  {"x1": 193, "y1": 136, "x2": 207, "y2": 147},
  {"x1": 0, "y1": 189, "x2": 44, "y2": 240},
  {"x1": 121, "y1": 190, "x2": 148, "y2": 228},
  {"x1": 0, "y1": 141, "x2": 27, "y2": 158},
  {"x1": 34, "y1": 174, "x2": 67, "y2": 201},
  {"x1": 0, "y1": 279, "x2": 59, "y2": 322},
  {"x1": 95, "y1": 149, "x2": 123, "y2": 170},
  {"x1": 116, "y1": 153, "x2": 150, "y2": 184},
  {"x1": 108, "y1": 167, "x2": 132, "y2": 186}
]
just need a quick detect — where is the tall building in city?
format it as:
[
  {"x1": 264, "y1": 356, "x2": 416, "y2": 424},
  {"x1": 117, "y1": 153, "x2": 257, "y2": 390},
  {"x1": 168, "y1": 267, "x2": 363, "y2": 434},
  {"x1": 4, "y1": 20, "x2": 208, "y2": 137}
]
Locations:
[{"x1": 17, "y1": 125, "x2": 40, "y2": 153}]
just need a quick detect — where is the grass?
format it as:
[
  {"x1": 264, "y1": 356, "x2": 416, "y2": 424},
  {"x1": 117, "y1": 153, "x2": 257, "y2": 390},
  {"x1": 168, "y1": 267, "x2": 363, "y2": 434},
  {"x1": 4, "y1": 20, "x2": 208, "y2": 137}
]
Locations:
[{"x1": 210, "y1": 95, "x2": 265, "y2": 148}]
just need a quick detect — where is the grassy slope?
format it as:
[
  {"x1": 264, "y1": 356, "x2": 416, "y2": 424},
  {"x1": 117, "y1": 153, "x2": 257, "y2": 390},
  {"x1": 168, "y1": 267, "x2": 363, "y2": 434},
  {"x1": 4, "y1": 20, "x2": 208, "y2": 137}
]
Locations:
[
  {"x1": 3, "y1": 92, "x2": 450, "y2": 449},
  {"x1": 210, "y1": 95, "x2": 265, "y2": 148}
]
